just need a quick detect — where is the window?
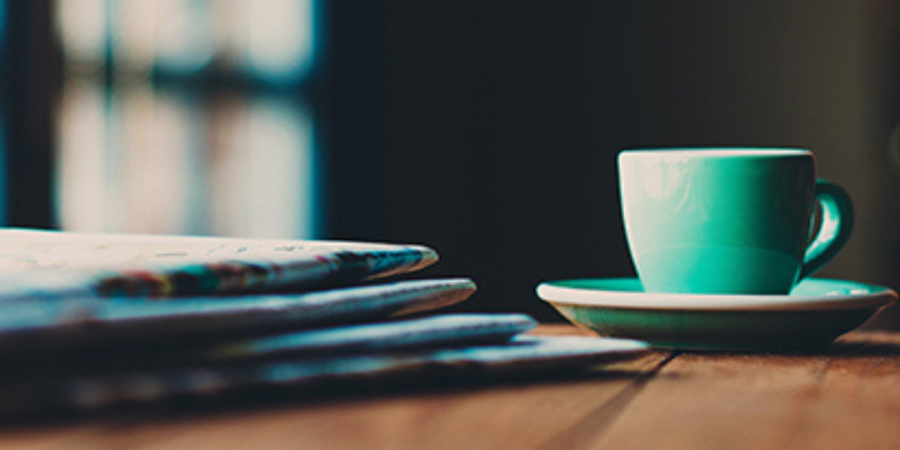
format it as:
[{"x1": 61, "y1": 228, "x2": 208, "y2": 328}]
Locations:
[{"x1": 54, "y1": 0, "x2": 321, "y2": 238}]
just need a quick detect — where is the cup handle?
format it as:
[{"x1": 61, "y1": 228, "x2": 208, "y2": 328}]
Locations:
[{"x1": 798, "y1": 179, "x2": 854, "y2": 281}]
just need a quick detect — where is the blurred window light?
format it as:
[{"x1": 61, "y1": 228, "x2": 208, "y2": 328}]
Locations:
[
  {"x1": 117, "y1": 89, "x2": 209, "y2": 235},
  {"x1": 55, "y1": 0, "x2": 107, "y2": 63},
  {"x1": 150, "y1": 0, "x2": 216, "y2": 74},
  {"x1": 52, "y1": 0, "x2": 321, "y2": 239},
  {"x1": 210, "y1": 97, "x2": 316, "y2": 238},
  {"x1": 56, "y1": 0, "x2": 317, "y2": 83},
  {"x1": 239, "y1": 0, "x2": 315, "y2": 85},
  {"x1": 55, "y1": 82, "x2": 112, "y2": 232}
]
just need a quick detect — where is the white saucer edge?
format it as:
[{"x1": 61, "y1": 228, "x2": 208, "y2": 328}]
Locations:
[{"x1": 536, "y1": 280, "x2": 898, "y2": 312}]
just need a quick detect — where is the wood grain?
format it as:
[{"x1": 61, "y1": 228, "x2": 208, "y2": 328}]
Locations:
[
  {"x1": 132, "y1": 356, "x2": 667, "y2": 450},
  {"x1": 594, "y1": 332, "x2": 900, "y2": 450},
  {"x1": 2, "y1": 328, "x2": 900, "y2": 450},
  {"x1": 0, "y1": 354, "x2": 667, "y2": 450}
]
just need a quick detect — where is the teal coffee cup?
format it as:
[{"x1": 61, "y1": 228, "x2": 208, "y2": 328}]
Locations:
[{"x1": 618, "y1": 148, "x2": 853, "y2": 295}]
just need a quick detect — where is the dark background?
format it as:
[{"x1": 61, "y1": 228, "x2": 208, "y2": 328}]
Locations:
[{"x1": 4, "y1": 1, "x2": 900, "y2": 324}]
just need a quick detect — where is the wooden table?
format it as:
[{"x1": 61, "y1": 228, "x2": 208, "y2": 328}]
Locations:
[{"x1": 3, "y1": 325, "x2": 900, "y2": 450}]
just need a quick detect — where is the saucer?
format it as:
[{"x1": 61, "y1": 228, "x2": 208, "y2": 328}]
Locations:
[{"x1": 536, "y1": 278, "x2": 897, "y2": 351}]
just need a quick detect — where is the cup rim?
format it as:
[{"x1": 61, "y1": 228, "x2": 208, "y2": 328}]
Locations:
[{"x1": 620, "y1": 147, "x2": 811, "y2": 158}]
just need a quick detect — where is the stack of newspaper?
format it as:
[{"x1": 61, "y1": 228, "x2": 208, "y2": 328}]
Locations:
[{"x1": 0, "y1": 229, "x2": 647, "y2": 416}]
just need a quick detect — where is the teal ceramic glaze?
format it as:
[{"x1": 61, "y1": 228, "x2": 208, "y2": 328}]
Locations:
[
  {"x1": 537, "y1": 278, "x2": 897, "y2": 351},
  {"x1": 619, "y1": 148, "x2": 853, "y2": 295}
]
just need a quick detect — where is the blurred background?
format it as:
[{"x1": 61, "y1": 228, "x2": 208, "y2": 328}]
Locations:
[{"x1": 1, "y1": 1, "x2": 900, "y2": 324}]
